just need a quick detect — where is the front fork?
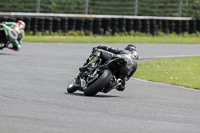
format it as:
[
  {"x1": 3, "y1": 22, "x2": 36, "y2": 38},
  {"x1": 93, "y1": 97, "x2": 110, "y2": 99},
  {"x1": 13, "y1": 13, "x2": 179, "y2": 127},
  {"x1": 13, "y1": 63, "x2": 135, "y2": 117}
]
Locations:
[
  {"x1": 80, "y1": 78, "x2": 87, "y2": 89},
  {"x1": 79, "y1": 69, "x2": 99, "y2": 89}
]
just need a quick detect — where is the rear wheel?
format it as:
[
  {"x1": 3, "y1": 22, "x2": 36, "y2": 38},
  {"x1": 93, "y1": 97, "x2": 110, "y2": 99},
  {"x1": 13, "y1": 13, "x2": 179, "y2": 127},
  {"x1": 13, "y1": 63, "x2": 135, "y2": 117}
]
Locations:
[{"x1": 84, "y1": 70, "x2": 112, "y2": 96}]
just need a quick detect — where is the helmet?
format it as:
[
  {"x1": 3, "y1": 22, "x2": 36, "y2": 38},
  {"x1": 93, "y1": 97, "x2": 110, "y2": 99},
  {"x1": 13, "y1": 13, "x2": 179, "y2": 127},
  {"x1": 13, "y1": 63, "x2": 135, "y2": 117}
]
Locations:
[
  {"x1": 124, "y1": 44, "x2": 136, "y2": 51},
  {"x1": 125, "y1": 44, "x2": 139, "y2": 59},
  {"x1": 17, "y1": 20, "x2": 25, "y2": 28}
]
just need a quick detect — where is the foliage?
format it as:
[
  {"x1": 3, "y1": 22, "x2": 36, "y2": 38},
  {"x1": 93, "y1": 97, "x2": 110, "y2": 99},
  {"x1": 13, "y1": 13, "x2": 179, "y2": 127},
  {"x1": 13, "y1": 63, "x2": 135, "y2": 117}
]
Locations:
[
  {"x1": 0, "y1": 0, "x2": 200, "y2": 17},
  {"x1": 26, "y1": 30, "x2": 200, "y2": 38}
]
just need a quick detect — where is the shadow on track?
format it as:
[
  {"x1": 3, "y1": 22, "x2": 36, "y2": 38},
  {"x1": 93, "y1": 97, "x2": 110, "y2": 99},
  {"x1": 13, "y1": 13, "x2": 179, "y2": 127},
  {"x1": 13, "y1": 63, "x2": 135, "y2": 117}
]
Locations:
[
  {"x1": 64, "y1": 92, "x2": 119, "y2": 98},
  {"x1": 0, "y1": 53, "x2": 13, "y2": 56}
]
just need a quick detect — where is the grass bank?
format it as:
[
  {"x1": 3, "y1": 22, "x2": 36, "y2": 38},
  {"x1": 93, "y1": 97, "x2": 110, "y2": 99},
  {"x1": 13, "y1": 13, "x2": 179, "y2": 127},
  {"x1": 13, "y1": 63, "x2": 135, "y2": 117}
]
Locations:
[
  {"x1": 24, "y1": 36, "x2": 200, "y2": 44},
  {"x1": 134, "y1": 56, "x2": 200, "y2": 89}
]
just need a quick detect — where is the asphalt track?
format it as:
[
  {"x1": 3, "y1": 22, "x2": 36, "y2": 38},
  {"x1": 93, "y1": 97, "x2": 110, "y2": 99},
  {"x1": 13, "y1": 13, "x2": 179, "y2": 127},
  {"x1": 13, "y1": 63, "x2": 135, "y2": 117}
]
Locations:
[{"x1": 0, "y1": 43, "x2": 200, "y2": 133}]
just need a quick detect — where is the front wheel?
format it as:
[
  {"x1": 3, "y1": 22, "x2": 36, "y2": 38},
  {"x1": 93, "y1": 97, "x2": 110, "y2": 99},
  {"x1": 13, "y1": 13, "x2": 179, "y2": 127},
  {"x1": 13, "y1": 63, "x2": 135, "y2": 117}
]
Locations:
[
  {"x1": 67, "y1": 79, "x2": 80, "y2": 93},
  {"x1": 84, "y1": 70, "x2": 112, "y2": 96}
]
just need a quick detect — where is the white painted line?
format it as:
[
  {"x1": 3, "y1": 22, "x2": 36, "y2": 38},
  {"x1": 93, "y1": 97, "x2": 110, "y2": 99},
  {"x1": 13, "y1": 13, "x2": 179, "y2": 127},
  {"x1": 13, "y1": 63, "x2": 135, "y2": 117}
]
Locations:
[
  {"x1": 133, "y1": 78, "x2": 200, "y2": 92},
  {"x1": 140, "y1": 54, "x2": 200, "y2": 60},
  {"x1": 154, "y1": 54, "x2": 200, "y2": 58}
]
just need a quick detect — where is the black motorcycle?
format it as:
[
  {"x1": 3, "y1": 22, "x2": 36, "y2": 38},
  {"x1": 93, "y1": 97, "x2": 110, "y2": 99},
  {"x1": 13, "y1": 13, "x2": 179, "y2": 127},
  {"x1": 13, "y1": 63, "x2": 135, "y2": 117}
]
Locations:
[{"x1": 67, "y1": 49, "x2": 126, "y2": 96}]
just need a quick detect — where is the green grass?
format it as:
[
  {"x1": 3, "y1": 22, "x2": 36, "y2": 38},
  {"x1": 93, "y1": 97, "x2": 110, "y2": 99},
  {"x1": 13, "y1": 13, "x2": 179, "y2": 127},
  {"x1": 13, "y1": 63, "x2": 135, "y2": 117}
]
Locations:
[
  {"x1": 134, "y1": 57, "x2": 200, "y2": 89},
  {"x1": 23, "y1": 36, "x2": 200, "y2": 44}
]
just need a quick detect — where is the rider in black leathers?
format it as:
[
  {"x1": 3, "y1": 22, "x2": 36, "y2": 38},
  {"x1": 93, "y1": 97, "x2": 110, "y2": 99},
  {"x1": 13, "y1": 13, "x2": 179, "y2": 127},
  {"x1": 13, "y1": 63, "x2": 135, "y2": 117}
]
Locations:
[{"x1": 79, "y1": 44, "x2": 139, "y2": 91}]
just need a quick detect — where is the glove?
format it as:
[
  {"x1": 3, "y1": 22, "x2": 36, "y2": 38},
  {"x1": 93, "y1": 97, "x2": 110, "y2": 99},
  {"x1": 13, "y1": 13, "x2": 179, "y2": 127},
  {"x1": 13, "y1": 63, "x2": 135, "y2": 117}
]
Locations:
[
  {"x1": 92, "y1": 47, "x2": 98, "y2": 52},
  {"x1": 97, "y1": 45, "x2": 105, "y2": 49},
  {"x1": 97, "y1": 45, "x2": 109, "y2": 51}
]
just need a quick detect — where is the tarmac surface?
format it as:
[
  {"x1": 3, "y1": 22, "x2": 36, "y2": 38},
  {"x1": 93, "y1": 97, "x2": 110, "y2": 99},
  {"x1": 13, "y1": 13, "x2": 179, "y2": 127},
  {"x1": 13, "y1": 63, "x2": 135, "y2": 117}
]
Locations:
[{"x1": 0, "y1": 43, "x2": 200, "y2": 133}]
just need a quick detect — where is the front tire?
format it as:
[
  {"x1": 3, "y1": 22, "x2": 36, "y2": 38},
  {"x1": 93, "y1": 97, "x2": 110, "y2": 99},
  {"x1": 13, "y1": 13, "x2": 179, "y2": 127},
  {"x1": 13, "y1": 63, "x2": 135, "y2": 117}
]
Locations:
[
  {"x1": 84, "y1": 70, "x2": 112, "y2": 96},
  {"x1": 67, "y1": 79, "x2": 80, "y2": 93},
  {"x1": 67, "y1": 86, "x2": 78, "y2": 93}
]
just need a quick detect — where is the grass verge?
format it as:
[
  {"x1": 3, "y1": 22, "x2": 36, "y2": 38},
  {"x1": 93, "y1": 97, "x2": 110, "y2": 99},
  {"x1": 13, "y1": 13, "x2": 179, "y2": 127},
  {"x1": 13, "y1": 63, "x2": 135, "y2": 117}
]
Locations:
[
  {"x1": 24, "y1": 36, "x2": 200, "y2": 44},
  {"x1": 134, "y1": 56, "x2": 200, "y2": 89}
]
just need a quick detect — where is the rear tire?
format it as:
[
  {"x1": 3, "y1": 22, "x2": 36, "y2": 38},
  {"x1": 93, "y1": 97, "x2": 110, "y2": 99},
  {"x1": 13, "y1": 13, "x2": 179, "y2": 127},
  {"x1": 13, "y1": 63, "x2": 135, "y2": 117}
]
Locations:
[{"x1": 84, "y1": 70, "x2": 112, "y2": 96}]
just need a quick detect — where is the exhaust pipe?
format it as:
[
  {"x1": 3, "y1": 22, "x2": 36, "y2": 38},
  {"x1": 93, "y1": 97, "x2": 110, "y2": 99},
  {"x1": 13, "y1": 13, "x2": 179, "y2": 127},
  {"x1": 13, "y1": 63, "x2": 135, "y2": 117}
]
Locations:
[
  {"x1": 102, "y1": 78, "x2": 123, "y2": 93},
  {"x1": 111, "y1": 78, "x2": 122, "y2": 89}
]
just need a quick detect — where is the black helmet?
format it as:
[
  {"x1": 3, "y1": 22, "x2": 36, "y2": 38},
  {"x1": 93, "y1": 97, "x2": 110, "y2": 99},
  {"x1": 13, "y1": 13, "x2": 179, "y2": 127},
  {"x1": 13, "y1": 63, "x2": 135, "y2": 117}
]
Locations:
[
  {"x1": 124, "y1": 44, "x2": 136, "y2": 51},
  {"x1": 125, "y1": 44, "x2": 139, "y2": 59}
]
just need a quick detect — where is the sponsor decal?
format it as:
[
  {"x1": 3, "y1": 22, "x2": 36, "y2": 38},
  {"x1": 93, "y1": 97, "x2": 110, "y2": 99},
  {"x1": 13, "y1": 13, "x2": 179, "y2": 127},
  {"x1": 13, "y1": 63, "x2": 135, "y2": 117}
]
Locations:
[{"x1": 11, "y1": 30, "x2": 17, "y2": 37}]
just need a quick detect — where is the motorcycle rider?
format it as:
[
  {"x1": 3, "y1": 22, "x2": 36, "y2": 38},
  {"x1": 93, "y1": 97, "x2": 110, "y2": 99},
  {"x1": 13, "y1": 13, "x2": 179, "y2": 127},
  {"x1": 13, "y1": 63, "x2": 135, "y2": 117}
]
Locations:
[
  {"x1": 0, "y1": 20, "x2": 25, "y2": 51},
  {"x1": 79, "y1": 44, "x2": 139, "y2": 91}
]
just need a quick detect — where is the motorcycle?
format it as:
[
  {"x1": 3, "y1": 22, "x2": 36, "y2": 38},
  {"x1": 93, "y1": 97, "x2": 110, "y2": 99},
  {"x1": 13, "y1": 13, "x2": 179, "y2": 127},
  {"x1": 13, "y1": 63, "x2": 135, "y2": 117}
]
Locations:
[{"x1": 67, "y1": 49, "x2": 127, "y2": 96}]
